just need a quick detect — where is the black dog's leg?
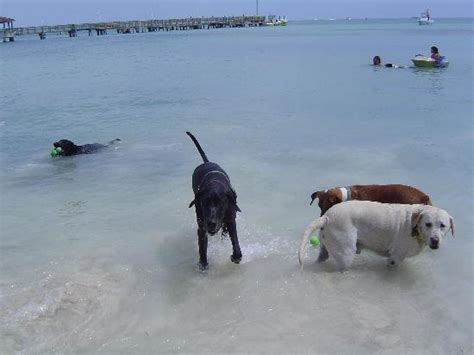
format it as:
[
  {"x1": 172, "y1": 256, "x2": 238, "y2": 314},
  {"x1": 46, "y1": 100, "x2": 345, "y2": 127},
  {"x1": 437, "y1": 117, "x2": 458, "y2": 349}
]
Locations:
[
  {"x1": 227, "y1": 221, "x2": 242, "y2": 264},
  {"x1": 198, "y1": 228, "x2": 209, "y2": 270}
]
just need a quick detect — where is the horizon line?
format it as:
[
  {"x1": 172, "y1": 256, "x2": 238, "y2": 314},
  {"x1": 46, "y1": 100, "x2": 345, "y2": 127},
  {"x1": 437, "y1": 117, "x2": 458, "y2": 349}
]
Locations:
[{"x1": 5, "y1": 15, "x2": 473, "y2": 28}]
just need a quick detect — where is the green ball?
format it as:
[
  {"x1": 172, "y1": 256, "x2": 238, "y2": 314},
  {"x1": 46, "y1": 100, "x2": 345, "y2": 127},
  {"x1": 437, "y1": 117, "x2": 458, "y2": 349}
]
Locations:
[
  {"x1": 51, "y1": 147, "x2": 64, "y2": 158},
  {"x1": 309, "y1": 235, "x2": 320, "y2": 247}
]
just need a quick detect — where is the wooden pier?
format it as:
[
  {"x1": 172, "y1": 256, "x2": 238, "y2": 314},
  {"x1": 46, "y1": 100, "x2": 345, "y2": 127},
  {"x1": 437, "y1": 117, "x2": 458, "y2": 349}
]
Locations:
[
  {"x1": 0, "y1": 16, "x2": 266, "y2": 41},
  {"x1": 1, "y1": 16, "x2": 15, "y2": 42}
]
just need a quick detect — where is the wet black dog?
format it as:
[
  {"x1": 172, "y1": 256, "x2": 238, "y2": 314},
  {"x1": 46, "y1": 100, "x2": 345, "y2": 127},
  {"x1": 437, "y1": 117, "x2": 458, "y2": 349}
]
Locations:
[
  {"x1": 187, "y1": 131, "x2": 242, "y2": 270},
  {"x1": 53, "y1": 139, "x2": 121, "y2": 156}
]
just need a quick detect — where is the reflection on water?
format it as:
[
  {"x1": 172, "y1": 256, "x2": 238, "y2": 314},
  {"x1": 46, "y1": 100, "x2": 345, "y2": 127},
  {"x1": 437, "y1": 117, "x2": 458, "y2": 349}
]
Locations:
[{"x1": 411, "y1": 66, "x2": 447, "y2": 92}]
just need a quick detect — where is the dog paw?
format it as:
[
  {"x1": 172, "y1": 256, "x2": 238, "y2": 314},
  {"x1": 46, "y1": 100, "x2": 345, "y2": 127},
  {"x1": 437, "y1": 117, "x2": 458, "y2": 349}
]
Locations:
[
  {"x1": 230, "y1": 254, "x2": 242, "y2": 264},
  {"x1": 199, "y1": 262, "x2": 209, "y2": 271}
]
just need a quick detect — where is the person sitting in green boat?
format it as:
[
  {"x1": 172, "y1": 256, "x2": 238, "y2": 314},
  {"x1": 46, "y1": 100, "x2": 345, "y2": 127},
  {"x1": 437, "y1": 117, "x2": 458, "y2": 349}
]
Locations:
[
  {"x1": 372, "y1": 56, "x2": 405, "y2": 68},
  {"x1": 427, "y1": 46, "x2": 448, "y2": 67},
  {"x1": 430, "y1": 46, "x2": 440, "y2": 60}
]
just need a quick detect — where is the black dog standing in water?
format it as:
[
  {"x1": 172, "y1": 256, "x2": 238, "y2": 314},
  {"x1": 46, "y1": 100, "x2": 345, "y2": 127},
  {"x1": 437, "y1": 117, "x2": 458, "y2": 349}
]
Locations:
[
  {"x1": 53, "y1": 139, "x2": 121, "y2": 156},
  {"x1": 186, "y1": 132, "x2": 242, "y2": 270}
]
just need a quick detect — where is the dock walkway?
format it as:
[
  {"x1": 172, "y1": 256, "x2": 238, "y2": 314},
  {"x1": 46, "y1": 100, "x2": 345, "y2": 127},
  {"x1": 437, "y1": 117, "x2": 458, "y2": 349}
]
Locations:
[{"x1": 1, "y1": 16, "x2": 266, "y2": 41}]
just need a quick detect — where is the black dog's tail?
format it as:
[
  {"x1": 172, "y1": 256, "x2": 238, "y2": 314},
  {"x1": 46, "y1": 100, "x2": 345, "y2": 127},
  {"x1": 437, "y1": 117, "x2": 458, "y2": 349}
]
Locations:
[
  {"x1": 108, "y1": 138, "x2": 121, "y2": 145},
  {"x1": 186, "y1": 131, "x2": 209, "y2": 163}
]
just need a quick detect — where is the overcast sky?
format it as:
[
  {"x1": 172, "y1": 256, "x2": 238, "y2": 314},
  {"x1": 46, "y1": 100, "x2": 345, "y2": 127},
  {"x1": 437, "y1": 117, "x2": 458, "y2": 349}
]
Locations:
[{"x1": 2, "y1": 0, "x2": 473, "y2": 27}]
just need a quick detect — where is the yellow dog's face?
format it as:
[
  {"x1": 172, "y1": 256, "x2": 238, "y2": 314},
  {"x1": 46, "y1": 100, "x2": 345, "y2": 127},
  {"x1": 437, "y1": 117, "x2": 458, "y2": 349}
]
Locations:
[{"x1": 413, "y1": 206, "x2": 454, "y2": 249}]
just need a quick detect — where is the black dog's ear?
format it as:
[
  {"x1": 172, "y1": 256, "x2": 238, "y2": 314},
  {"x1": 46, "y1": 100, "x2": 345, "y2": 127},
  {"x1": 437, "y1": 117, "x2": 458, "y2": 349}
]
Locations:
[
  {"x1": 189, "y1": 189, "x2": 203, "y2": 208},
  {"x1": 228, "y1": 190, "x2": 241, "y2": 212}
]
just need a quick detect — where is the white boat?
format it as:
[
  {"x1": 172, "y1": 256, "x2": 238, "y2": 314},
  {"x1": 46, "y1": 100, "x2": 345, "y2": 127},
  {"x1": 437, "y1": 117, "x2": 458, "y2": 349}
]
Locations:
[
  {"x1": 265, "y1": 15, "x2": 288, "y2": 26},
  {"x1": 276, "y1": 17, "x2": 288, "y2": 26},
  {"x1": 418, "y1": 9, "x2": 434, "y2": 25}
]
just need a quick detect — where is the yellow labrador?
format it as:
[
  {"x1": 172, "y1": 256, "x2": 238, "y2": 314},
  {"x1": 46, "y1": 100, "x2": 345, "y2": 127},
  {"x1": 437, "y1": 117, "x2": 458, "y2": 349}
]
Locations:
[{"x1": 299, "y1": 201, "x2": 454, "y2": 271}]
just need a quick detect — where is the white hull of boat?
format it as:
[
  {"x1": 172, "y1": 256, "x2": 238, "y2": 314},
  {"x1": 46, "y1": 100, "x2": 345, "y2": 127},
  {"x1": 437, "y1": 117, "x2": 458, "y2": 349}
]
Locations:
[{"x1": 418, "y1": 18, "x2": 434, "y2": 25}]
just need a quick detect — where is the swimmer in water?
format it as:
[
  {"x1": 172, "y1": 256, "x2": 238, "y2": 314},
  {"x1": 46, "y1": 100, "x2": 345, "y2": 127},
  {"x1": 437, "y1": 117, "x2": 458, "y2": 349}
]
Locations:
[{"x1": 372, "y1": 55, "x2": 405, "y2": 68}]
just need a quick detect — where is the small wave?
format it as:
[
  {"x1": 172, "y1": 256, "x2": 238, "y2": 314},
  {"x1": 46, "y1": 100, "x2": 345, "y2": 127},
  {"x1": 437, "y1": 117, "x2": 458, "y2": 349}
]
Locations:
[
  {"x1": 1, "y1": 260, "x2": 135, "y2": 353},
  {"x1": 201, "y1": 216, "x2": 298, "y2": 264},
  {"x1": 240, "y1": 236, "x2": 296, "y2": 263}
]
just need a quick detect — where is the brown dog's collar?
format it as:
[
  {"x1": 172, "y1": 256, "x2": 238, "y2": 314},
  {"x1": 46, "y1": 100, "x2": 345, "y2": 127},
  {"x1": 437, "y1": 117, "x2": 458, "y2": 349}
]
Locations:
[{"x1": 339, "y1": 186, "x2": 352, "y2": 202}]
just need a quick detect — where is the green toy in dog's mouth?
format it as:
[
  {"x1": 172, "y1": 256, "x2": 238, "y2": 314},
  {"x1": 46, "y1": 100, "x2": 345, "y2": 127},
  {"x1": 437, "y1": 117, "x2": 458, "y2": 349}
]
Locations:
[{"x1": 50, "y1": 147, "x2": 64, "y2": 158}]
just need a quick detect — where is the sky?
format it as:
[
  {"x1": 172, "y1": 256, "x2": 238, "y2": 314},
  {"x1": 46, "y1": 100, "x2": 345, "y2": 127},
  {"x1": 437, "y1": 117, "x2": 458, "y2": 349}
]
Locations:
[{"x1": 2, "y1": 0, "x2": 473, "y2": 27}]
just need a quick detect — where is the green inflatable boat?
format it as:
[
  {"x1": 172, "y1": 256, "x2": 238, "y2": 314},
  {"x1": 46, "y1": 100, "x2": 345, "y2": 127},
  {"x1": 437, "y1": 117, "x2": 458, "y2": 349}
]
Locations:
[{"x1": 411, "y1": 55, "x2": 449, "y2": 68}]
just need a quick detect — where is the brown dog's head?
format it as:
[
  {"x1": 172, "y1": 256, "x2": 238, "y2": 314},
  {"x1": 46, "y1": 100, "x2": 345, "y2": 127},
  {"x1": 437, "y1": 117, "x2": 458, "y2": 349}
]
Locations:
[{"x1": 310, "y1": 188, "x2": 345, "y2": 215}]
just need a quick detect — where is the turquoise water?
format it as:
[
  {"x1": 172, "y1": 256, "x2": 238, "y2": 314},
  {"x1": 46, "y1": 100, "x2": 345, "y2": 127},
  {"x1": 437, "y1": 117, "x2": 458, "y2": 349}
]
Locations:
[{"x1": 1, "y1": 19, "x2": 473, "y2": 353}]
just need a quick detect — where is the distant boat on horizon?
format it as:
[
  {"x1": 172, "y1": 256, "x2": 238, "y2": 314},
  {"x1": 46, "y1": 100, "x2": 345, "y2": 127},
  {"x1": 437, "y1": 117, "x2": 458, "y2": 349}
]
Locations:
[{"x1": 418, "y1": 9, "x2": 434, "y2": 25}]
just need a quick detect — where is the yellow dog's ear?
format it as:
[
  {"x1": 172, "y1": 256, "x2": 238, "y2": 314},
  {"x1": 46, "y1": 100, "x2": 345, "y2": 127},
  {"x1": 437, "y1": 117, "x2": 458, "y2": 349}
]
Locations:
[
  {"x1": 449, "y1": 216, "x2": 455, "y2": 237},
  {"x1": 411, "y1": 209, "x2": 424, "y2": 230}
]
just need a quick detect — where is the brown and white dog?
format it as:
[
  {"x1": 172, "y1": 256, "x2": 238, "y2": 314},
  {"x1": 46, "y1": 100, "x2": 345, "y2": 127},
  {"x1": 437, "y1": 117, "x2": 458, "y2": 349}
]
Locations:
[{"x1": 310, "y1": 184, "x2": 432, "y2": 261}]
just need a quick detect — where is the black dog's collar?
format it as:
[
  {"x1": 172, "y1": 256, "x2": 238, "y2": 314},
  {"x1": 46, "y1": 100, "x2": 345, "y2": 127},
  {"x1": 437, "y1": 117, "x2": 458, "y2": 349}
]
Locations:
[{"x1": 197, "y1": 170, "x2": 231, "y2": 192}]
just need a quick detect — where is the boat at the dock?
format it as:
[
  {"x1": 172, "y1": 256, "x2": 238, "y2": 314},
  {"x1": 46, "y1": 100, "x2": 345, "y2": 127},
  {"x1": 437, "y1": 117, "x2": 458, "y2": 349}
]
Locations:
[{"x1": 265, "y1": 15, "x2": 288, "y2": 26}]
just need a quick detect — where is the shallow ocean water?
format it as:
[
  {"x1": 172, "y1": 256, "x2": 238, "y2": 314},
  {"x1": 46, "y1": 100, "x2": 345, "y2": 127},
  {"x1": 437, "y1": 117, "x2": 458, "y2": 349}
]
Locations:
[{"x1": 0, "y1": 19, "x2": 473, "y2": 353}]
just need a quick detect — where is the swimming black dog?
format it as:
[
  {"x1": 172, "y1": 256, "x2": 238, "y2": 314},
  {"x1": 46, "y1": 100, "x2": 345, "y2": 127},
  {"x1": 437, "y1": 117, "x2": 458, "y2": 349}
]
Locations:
[
  {"x1": 53, "y1": 139, "x2": 121, "y2": 156},
  {"x1": 187, "y1": 131, "x2": 242, "y2": 270}
]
